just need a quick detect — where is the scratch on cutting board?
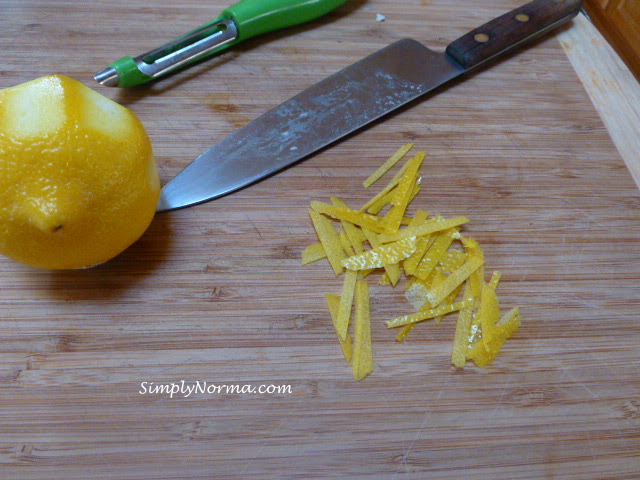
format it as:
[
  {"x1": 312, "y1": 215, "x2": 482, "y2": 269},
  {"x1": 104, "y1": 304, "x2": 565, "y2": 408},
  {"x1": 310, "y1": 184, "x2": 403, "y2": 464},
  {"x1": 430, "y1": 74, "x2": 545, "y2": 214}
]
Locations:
[{"x1": 390, "y1": 375, "x2": 453, "y2": 480}]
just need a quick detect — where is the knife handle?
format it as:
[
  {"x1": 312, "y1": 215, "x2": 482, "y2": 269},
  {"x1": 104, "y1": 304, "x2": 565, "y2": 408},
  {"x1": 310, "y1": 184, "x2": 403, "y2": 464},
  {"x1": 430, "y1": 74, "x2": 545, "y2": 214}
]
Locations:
[{"x1": 445, "y1": 0, "x2": 582, "y2": 70}]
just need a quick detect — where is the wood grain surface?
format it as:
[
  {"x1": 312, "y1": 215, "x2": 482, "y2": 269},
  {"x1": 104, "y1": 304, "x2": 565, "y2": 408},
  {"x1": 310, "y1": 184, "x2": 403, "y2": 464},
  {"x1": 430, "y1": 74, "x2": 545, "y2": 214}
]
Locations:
[{"x1": 1, "y1": 1, "x2": 640, "y2": 479}]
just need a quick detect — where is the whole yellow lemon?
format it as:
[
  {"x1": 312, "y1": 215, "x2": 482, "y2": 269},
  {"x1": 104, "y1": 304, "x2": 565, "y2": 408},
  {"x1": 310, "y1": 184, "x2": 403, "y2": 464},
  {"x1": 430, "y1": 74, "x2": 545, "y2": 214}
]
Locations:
[{"x1": 0, "y1": 75, "x2": 160, "y2": 269}]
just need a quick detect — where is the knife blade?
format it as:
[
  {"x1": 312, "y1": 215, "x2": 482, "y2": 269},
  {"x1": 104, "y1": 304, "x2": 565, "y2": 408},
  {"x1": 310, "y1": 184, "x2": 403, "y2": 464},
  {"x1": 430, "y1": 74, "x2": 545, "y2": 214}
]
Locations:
[{"x1": 157, "y1": 0, "x2": 582, "y2": 212}]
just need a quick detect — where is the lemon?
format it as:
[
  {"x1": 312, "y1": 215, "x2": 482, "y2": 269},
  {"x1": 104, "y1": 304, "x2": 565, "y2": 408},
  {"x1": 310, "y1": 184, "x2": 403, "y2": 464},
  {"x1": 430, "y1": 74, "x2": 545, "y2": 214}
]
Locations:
[{"x1": 0, "y1": 75, "x2": 161, "y2": 269}]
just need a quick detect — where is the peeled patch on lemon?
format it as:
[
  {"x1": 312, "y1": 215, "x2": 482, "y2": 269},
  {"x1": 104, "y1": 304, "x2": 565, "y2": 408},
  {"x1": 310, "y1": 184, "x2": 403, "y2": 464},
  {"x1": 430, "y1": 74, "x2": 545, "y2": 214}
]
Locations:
[{"x1": 0, "y1": 75, "x2": 160, "y2": 269}]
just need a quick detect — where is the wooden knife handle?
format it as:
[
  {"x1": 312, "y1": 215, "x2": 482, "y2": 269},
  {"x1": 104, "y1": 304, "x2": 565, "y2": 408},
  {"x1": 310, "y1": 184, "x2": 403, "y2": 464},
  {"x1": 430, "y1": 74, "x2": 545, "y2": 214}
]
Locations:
[{"x1": 445, "y1": 0, "x2": 583, "y2": 70}]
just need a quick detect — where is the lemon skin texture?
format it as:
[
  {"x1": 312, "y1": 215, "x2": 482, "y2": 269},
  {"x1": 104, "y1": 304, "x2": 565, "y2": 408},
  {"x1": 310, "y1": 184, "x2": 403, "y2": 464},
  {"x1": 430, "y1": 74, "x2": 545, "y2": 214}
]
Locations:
[{"x1": 0, "y1": 75, "x2": 161, "y2": 269}]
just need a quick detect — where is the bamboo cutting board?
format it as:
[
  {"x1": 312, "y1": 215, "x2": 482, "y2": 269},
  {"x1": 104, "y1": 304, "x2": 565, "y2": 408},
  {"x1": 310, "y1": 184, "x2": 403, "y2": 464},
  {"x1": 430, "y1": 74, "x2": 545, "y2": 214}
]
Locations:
[{"x1": 1, "y1": 1, "x2": 639, "y2": 478}]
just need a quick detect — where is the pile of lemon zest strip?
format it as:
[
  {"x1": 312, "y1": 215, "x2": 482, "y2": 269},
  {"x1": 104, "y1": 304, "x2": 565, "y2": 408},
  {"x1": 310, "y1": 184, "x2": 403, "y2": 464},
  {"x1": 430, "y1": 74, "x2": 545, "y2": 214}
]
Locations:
[
  {"x1": 301, "y1": 242, "x2": 326, "y2": 265},
  {"x1": 383, "y1": 152, "x2": 426, "y2": 234},
  {"x1": 304, "y1": 146, "x2": 524, "y2": 375},
  {"x1": 352, "y1": 280, "x2": 374, "y2": 381},
  {"x1": 426, "y1": 255, "x2": 484, "y2": 308},
  {"x1": 312, "y1": 201, "x2": 386, "y2": 234},
  {"x1": 451, "y1": 282, "x2": 474, "y2": 368},
  {"x1": 362, "y1": 143, "x2": 414, "y2": 188},
  {"x1": 326, "y1": 293, "x2": 353, "y2": 363},
  {"x1": 362, "y1": 228, "x2": 402, "y2": 286},
  {"x1": 308, "y1": 209, "x2": 345, "y2": 276},
  {"x1": 379, "y1": 216, "x2": 468, "y2": 243},
  {"x1": 342, "y1": 237, "x2": 417, "y2": 270},
  {"x1": 414, "y1": 229, "x2": 457, "y2": 280},
  {"x1": 335, "y1": 269, "x2": 358, "y2": 341},
  {"x1": 385, "y1": 298, "x2": 473, "y2": 328}
]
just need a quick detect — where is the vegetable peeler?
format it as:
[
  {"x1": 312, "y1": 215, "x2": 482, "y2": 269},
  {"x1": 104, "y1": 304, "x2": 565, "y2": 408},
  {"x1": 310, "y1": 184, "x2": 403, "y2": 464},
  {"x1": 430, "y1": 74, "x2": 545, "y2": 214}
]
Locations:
[{"x1": 94, "y1": 0, "x2": 347, "y2": 88}]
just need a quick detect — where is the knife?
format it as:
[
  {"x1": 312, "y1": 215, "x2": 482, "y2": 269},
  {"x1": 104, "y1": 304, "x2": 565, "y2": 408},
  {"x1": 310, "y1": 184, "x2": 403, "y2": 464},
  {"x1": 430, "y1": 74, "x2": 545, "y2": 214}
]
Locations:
[{"x1": 157, "y1": 0, "x2": 582, "y2": 212}]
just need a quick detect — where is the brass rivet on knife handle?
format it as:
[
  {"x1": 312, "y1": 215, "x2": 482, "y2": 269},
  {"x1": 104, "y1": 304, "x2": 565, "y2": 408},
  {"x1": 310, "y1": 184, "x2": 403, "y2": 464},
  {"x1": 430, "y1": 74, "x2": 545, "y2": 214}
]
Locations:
[{"x1": 445, "y1": 0, "x2": 583, "y2": 70}]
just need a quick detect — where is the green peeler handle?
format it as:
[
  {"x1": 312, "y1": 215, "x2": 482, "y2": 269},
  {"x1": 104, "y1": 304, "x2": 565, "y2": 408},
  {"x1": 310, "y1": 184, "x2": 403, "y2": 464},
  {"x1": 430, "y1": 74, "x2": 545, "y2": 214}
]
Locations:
[{"x1": 223, "y1": 0, "x2": 348, "y2": 42}]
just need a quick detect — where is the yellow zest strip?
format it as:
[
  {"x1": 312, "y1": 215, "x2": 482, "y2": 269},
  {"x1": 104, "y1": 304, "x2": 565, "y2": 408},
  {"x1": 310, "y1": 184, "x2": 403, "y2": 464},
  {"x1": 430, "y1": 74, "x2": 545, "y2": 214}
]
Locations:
[
  {"x1": 461, "y1": 234, "x2": 485, "y2": 271},
  {"x1": 402, "y1": 210, "x2": 430, "y2": 275},
  {"x1": 326, "y1": 293, "x2": 353, "y2": 363},
  {"x1": 426, "y1": 255, "x2": 484, "y2": 308},
  {"x1": 361, "y1": 183, "x2": 396, "y2": 213},
  {"x1": 383, "y1": 152, "x2": 426, "y2": 234},
  {"x1": 407, "y1": 184, "x2": 421, "y2": 207},
  {"x1": 342, "y1": 237, "x2": 417, "y2": 270},
  {"x1": 366, "y1": 188, "x2": 396, "y2": 215},
  {"x1": 301, "y1": 242, "x2": 326, "y2": 265},
  {"x1": 330, "y1": 199, "x2": 360, "y2": 253},
  {"x1": 335, "y1": 269, "x2": 358, "y2": 341},
  {"x1": 362, "y1": 228, "x2": 402, "y2": 286},
  {"x1": 435, "y1": 282, "x2": 464, "y2": 325},
  {"x1": 467, "y1": 307, "x2": 520, "y2": 367},
  {"x1": 478, "y1": 283, "x2": 501, "y2": 352},
  {"x1": 389, "y1": 153, "x2": 424, "y2": 209},
  {"x1": 409, "y1": 210, "x2": 429, "y2": 225},
  {"x1": 469, "y1": 265, "x2": 485, "y2": 306},
  {"x1": 378, "y1": 216, "x2": 469, "y2": 243},
  {"x1": 331, "y1": 197, "x2": 367, "y2": 253},
  {"x1": 312, "y1": 201, "x2": 386, "y2": 234},
  {"x1": 498, "y1": 306, "x2": 521, "y2": 329},
  {"x1": 359, "y1": 158, "x2": 412, "y2": 212},
  {"x1": 352, "y1": 280, "x2": 374, "y2": 381},
  {"x1": 404, "y1": 235, "x2": 435, "y2": 276},
  {"x1": 396, "y1": 322, "x2": 415, "y2": 342},
  {"x1": 342, "y1": 222, "x2": 367, "y2": 253},
  {"x1": 339, "y1": 229, "x2": 355, "y2": 256},
  {"x1": 385, "y1": 298, "x2": 473, "y2": 328},
  {"x1": 451, "y1": 282, "x2": 474, "y2": 368},
  {"x1": 404, "y1": 281, "x2": 429, "y2": 311},
  {"x1": 414, "y1": 229, "x2": 457, "y2": 280},
  {"x1": 308, "y1": 209, "x2": 345, "y2": 276},
  {"x1": 489, "y1": 271, "x2": 502, "y2": 290},
  {"x1": 362, "y1": 143, "x2": 414, "y2": 188},
  {"x1": 436, "y1": 249, "x2": 467, "y2": 274}
]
